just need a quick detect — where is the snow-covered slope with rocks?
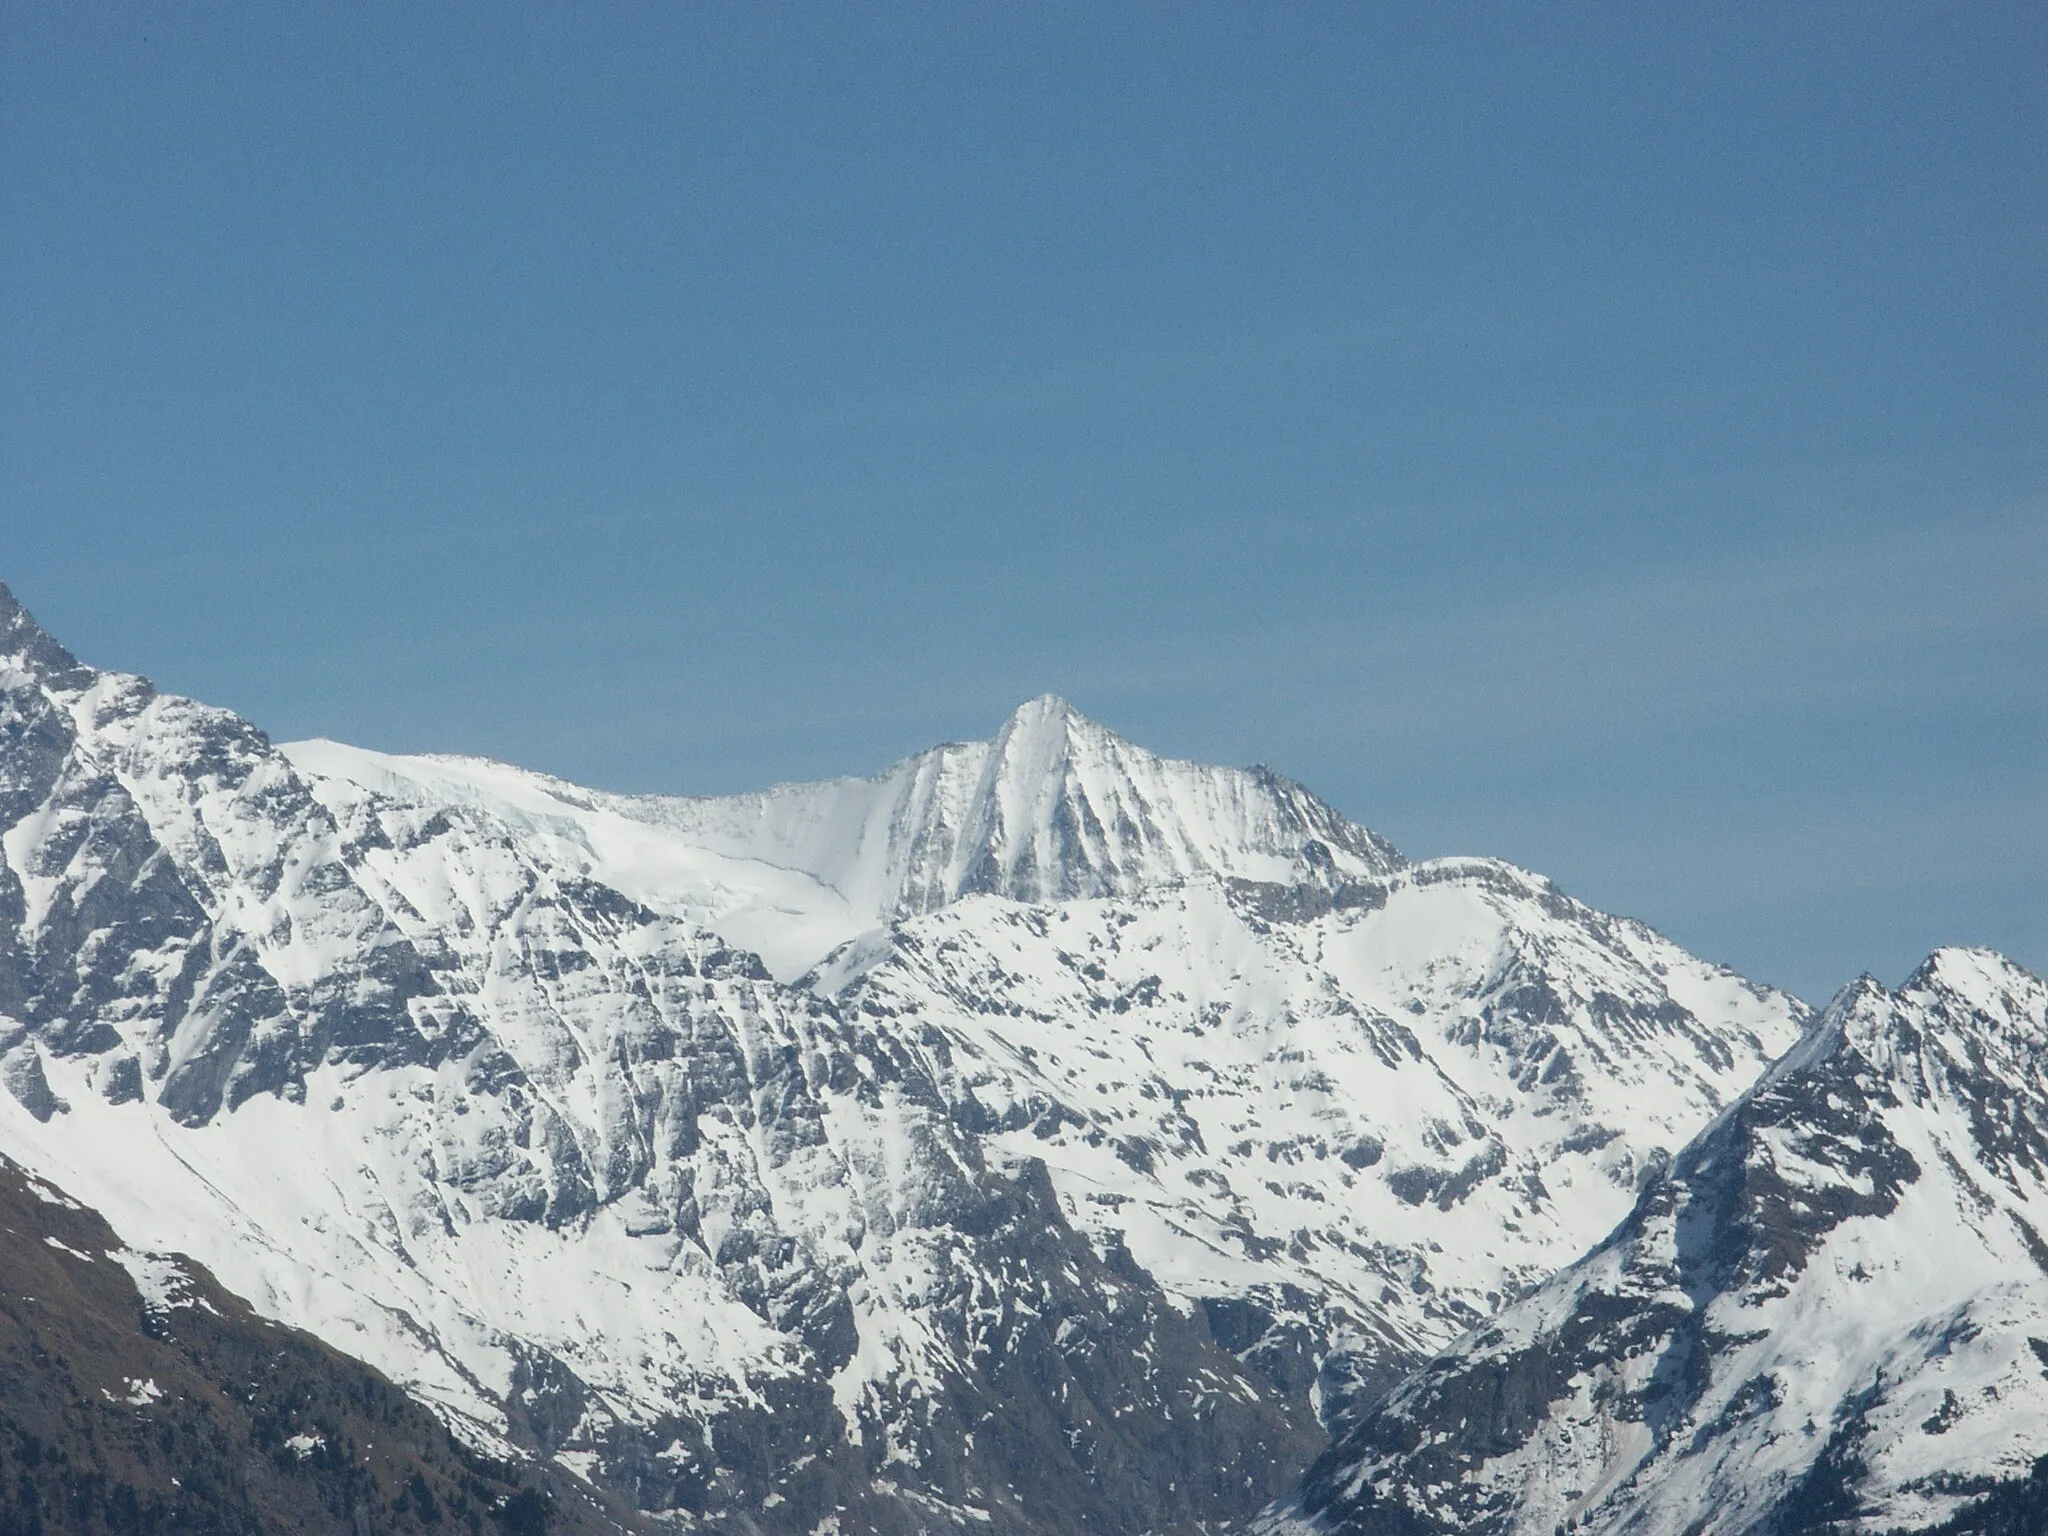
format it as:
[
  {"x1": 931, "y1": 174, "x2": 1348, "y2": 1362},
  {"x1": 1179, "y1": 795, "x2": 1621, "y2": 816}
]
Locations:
[
  {"x1": 1271, "y1": 948, "x2": 2048, "y2": 1536},
  {"x1": 808, "y1": 860, "x2": 1805, "y2": 1418},
  {"x1": 0, "y1": 577, "x2": 1848, "y2": 1533}
]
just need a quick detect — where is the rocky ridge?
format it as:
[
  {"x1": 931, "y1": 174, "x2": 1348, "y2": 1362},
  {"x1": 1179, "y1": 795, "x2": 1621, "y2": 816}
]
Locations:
[{"x1": 808, "y1": 856, "x2": 1804, "y2": 1420}]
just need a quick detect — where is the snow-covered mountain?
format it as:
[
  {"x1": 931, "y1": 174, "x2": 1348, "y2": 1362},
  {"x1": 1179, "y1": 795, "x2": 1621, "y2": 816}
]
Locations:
[
  {"x1": 1270, "y1": 948, "x2": 2048, "y2": 1536},
  {"x1": 0, "y1": 583, "x2": 1329, "y2": 1531},
  {"x1": 0, "y1": 575, "x2": 1933, "y2": 1534}
]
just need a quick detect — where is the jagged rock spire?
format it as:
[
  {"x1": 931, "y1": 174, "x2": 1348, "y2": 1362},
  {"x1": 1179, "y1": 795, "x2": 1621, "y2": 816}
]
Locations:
[{"x1": 0, "y1": 579, "x2": 93, "y2": 687}]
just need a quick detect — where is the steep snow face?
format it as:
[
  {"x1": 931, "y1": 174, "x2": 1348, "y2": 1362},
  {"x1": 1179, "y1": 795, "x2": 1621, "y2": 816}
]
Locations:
[
  {"x1": 809, "y1": 861, "x2": 1808, "y2": 1415},
  {"x1": 283, "y1": 693, "x2": 1402, "y2": 979},
  {"x1": 1274, "y1": 949, "x2": 2048, "y2": 1536}
]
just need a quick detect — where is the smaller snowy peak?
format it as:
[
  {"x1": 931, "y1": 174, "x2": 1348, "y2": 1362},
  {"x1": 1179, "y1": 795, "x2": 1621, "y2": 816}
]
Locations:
[
  {"x1": 1898, "y1": 944, "x2": 2048, "y2": 1034},
  {"x1": 1821, "y1": 947, "x2": 2048, "y2": 1108},
  {"x1": 1275, "y1": 945, "x2": 2048, "y2": 1536}
]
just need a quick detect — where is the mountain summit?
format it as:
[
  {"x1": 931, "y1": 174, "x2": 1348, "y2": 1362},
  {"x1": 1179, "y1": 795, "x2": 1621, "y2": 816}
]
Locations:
[
  {"x1": 0, "y1": 577, "x2": 93, "y2": 689},
  {"x1": 284, "y1": 693, "x2": 1402, "y2": 977},
  {"x1": 636, "y1": 691, "x2": 1404, "y2": 915}
]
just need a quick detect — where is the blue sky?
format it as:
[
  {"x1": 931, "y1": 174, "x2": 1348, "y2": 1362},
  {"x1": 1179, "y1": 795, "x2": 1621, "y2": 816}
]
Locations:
[{"x1": 4, "y1": 2, "x2": 2043, "y2": 1001}]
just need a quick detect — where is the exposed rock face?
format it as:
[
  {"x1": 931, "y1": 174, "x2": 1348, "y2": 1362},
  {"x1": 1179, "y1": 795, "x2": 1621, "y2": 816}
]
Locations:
[
  {"x1": 0, "y1": 577, "x2": 1835, "y2": 1532},
  {"x1": 1271, "y1": 948, "x2": 2048, "y2": 1536}
]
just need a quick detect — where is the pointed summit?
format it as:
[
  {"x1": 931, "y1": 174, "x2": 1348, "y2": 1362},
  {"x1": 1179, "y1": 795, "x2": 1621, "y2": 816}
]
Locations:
[
  {"x1": 940, "y1": 694, "x2": 1403, "y2": 911},
  {"x1": 1820, "y1": 946, "x2": 2048, "y2": 1112},
  {"x1": 563, "y1": 695, "x2": 1405, "y2": 930},
  {"x1": 977, "y1": 694, "x2": 1092, "y2": 826},
  {"x1": 0, "y1": 579, "x2": 94, "y2": 689},
  {"x1": 1003, "y1": 691, "x2": 1083, "y2": 727},
  {"x1": 1901, "y1": 944, "x2": 2048, "y2": 1027},
  {"x1": 982, "y1": 695, "x2": 1126, "y2": 785}
]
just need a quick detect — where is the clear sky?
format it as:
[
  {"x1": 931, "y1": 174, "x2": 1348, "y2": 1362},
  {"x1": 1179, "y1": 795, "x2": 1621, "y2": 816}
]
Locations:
[{"x1": 4, "y1": 2, "x2": 2043, "y2": 1002}]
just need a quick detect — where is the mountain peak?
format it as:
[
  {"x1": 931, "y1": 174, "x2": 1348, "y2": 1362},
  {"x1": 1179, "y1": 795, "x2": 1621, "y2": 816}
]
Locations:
[
  {"x1": 0, "y1": 580, "x2": 92, "y2": 688},
  {"x1": 1833, "y1": 946, "x2": 2045, "y2": 1042},
  {"x1": 446, "y1": 694, "x2": 1404, "y2": 939},
  {"x1": 923, "y1": 696, "x2": 1402, "y2": 912},
  {"x1": 1902, "y1": 944, "x2": 2047, "y2": 1020},
  {"x1": 1804, "y1": 946, "x2": 2048, "y2": 1127},
  {"x1": 988, "y1": 693, "x2": 1105, "y2": 767},
  {"x1": 985, "y1": 693, "x2": 1090, "y2": 787},
  {"x1": 1003, "y1": 691, "x2": 1082, "y2": 726}
]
